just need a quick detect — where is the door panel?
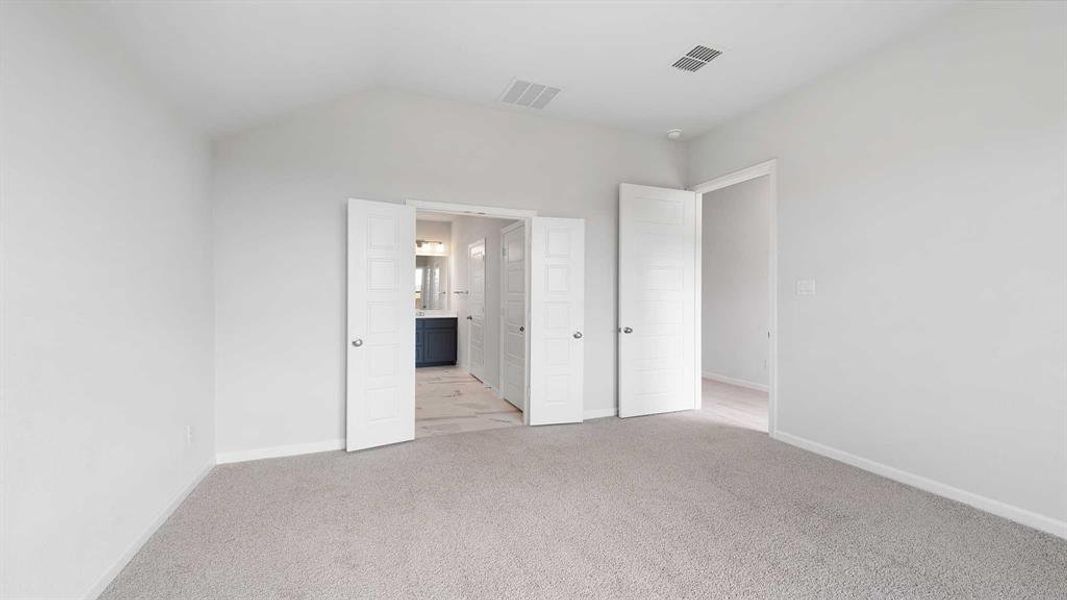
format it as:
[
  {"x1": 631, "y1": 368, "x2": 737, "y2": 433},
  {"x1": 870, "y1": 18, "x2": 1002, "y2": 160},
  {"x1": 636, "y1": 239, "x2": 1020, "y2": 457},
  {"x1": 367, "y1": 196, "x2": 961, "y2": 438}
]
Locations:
[
  {"x1": 467, "y1": 240, "x2": 487, "y2": 382},
  {"x1": 529, "y1": 217, "x2": 584, "y2": 425},
  {"x1": 500, "y1": 222, "x2": 527, "y2": 410},
  {"x1": 346, "y1": 198, "x2": 415, "y2": 451},
  {"x1": 618, "y1": 184, "x2": 698, "y2": 418}
]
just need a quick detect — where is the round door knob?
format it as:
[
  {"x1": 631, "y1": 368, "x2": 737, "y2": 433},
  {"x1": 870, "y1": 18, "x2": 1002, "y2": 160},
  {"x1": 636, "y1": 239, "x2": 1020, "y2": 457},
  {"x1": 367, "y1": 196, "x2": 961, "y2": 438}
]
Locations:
[
  {"x1": 573, "y1": 331, "x2": 583, "y2": 339},
  {"x1": 466, "y1": 315, "x2": 473, "y2": 320},
  {"x1": 519, "y1": 326, "x2": 525, "y2": 332},
  {"x1": 351, "y1": 338, "x2": 363, "y2": 347},
  {"x1": 622, "y1": 327, "x2": 633, "y2": 334}
]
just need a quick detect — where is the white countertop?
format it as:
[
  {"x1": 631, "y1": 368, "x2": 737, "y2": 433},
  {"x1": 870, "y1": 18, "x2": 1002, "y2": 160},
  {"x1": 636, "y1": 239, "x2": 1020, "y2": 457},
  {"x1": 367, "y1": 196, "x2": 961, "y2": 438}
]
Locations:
[{"x1": 415, "y1": 311, "x2": 457, "y2": 319}]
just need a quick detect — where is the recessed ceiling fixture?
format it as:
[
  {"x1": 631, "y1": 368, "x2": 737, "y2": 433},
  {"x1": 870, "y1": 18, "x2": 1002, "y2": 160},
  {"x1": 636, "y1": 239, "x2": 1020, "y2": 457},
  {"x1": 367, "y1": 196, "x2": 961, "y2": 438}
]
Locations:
[
  {"x1": 671, "y1": 44, "x2": 723, "y2": 72},
  {"x1": 499, "y1": 79, "x2": 561, "y2": 110},
  {"x1": 666, "y1": 129, "x2": 683, "y2": 140}
]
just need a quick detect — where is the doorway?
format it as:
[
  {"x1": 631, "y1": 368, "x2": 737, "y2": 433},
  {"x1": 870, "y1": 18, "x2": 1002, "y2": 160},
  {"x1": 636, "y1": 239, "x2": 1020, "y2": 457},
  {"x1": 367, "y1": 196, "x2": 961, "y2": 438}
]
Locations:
[
  {"x1": 346, "y1": 198, "x2": 586, "y2": 451},
  {"x1": 698, "y1": 175, "x2": 772, "y2": 432},
  {"x1": 413, "y1": 212, "x2": 525, "y2": 439},
  {"x1": 691, "y1": 158, "x2": 776, "y2": 429}
]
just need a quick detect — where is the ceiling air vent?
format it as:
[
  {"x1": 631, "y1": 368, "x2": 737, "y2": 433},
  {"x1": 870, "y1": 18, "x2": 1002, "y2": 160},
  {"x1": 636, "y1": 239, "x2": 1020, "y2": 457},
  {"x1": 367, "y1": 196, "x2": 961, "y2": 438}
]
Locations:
[
  {"x1": 672, "y1": 45, "x2": 723, "y2": 72},
  {"x1": 500, "y1": 79, "x2": 561, "y2": 110}
]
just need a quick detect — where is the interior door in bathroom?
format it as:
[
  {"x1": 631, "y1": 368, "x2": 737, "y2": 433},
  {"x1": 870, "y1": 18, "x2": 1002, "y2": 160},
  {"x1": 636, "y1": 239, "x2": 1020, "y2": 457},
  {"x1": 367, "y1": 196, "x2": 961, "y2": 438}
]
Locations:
[
  {"x1": 500, "y1": 221, "x2": 527, "y2": 410},
  {"x1": 467, "y1": 239, "x2": 487, "y2": 383}
]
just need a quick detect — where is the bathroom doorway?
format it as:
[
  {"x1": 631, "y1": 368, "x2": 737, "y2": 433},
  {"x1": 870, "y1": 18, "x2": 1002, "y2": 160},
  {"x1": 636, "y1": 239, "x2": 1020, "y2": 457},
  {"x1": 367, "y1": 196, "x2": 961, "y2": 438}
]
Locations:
[
  {"x1": 413, "y1": 212, "x2": 525, "y2": 439},
  {"x1": 345, "y1": 198, "x2": 586, "y2": 451}
]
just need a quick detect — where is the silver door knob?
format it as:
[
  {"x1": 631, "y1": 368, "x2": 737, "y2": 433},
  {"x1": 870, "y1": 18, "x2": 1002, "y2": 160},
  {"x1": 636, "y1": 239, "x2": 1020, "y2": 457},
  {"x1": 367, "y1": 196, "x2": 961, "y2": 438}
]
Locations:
[
  {"x1": 519, "y1": 326, "x2": 525, "y2": 332},
  {"x1": 466, "y1": 315, "x2": 473, "y2": 320},
  {"x1": 573, "y1": 331, "x2": 583, "y2": 339},
  {"x1": 351, "y1": 338, "x2": 363, "y2": 347},
  {"x1": 622, "y1": 327, "x2": 633, "y2": 334}
]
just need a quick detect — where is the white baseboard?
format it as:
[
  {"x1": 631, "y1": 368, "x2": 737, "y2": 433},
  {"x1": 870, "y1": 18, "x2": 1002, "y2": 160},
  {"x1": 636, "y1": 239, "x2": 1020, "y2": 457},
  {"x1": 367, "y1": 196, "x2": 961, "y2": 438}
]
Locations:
[
  {"x1": 86, "y1": 460, "x2": 214, "y2": 600},
  {"x1": 583, "y1": 407, "x2": 617, "y2": 420},
  {"x1": 702, "y1": 371, "x2": 769, "y2": 392},
  {"x1": 216, "y1": 438, "x2": 345, "y2": 464},
  {"x1": 771, "y1": 431, "x2": 1067, "y2": 540}
]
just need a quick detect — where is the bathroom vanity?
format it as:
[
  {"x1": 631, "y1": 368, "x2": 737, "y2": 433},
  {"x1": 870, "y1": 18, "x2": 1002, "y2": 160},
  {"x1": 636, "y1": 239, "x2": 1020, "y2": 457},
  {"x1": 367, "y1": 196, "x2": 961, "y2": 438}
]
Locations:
[
  {"x1": 414, "y1": 224, "x2": 458, "y2": 368},
  {"x1": 415, "y1": 313, "x2": 457, "y2": 367}
]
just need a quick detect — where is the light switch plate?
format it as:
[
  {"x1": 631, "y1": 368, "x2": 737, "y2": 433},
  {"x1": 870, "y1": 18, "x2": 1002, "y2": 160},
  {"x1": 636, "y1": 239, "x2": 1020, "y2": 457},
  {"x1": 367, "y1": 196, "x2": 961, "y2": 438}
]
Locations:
[{"x1": 795, "y1": 279, "x2": 816, "y2": 296}]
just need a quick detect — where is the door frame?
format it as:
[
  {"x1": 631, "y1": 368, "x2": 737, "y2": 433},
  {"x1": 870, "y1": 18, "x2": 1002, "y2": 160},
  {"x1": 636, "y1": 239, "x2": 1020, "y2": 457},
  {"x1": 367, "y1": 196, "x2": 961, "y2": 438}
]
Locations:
[
  {"x1": 499, "y1": 220, "x2": 527, "y2": 411},
  {"x1": 406, "y1": 199, "x2": 536, "y2": 426},
  {"x1": 407, "y1": 199, "x2": 537, "y2": 220},
  {"x1": 690, "y1": 158, "x2": 779, "y2": 435}
]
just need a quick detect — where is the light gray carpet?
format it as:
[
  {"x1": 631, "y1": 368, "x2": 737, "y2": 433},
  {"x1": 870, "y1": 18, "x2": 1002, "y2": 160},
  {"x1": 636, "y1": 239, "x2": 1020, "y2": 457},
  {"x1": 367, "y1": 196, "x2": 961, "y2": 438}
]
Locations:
[{"x1": 100, "y1": 412, "x2": 1067, "y2": 599}]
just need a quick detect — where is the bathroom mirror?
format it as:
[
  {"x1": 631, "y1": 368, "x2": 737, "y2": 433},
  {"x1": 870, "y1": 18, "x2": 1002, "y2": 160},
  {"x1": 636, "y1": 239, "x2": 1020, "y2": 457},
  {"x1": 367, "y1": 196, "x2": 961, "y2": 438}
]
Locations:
[{"x1": 415, "y1": 255, "x2": 449, "y2": 310}]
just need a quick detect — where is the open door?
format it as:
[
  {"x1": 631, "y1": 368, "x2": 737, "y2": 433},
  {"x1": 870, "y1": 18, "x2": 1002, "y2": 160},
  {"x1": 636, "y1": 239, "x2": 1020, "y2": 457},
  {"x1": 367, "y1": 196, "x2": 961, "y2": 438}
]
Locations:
[
  {"x1": 618, "y1": 184, "x2": 699, "y2": 418},
  {"x1": 466, "y1": 239, "x2": 487, "y2": 382},
  {"x1": 346, "y1": 198, "x2": 415, "y2": 451},
  {"x1": 500, "y1": 221, "x2": 527, "y2": 410},
  {"x1": 528, "y1": 217, "x2": 585, "y2": 425}
]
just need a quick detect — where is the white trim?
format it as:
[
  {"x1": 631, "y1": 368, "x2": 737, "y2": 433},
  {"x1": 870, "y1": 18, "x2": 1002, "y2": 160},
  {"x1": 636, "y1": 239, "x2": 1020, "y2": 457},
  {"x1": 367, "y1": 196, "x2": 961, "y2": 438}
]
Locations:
[
  {"x1": 692, "y1": 158, "x2": 779, "y2": 435},
  {"x1": 694, "y1": 190, "x2": 702, "y2": 411},
  {"x1": 85, "y1": 461, "x2": 214, "y2": 600},
  {"x1": 702, "y1": 372, "x2": 770, "y2": 393},
  {"x1": 405, "y1": 199, "x2": 537, "y2": 219},
  {"x1": 522, "y1": 214, "x2": 533, "y2": 426},
  {"x1": 583, "y1": 407, "x2": 617, "y2": 420},
  {"x1": 691, "y1": 159, "x2": 776, "y2": 194},
  {"x1": 215, "y1": 439, "x2": 344, "y2": 465},
  {"x1": 772, "y1": 431, "x2": 1067, "y2": 540}
]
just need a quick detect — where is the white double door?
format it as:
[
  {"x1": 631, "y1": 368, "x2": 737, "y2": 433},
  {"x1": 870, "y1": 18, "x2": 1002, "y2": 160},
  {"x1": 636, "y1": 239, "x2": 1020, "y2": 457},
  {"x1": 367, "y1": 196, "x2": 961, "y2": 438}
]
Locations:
[
  {"x1": 347, "y1": 198, "x2": 585, "y2": 451},
  {"x1": 618, "y1": 184, "x2": 700, "y2": 418}
]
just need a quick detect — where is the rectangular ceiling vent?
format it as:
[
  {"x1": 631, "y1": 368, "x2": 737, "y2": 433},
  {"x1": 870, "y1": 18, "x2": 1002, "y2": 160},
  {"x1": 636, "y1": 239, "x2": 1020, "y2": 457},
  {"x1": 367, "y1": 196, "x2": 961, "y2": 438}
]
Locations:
[
  {"x1": 499, "y1": 79, "x2": 561, "y2": 110},
  {"x1": 672, "y1": 45, "x2": 723, "y2": 72}
]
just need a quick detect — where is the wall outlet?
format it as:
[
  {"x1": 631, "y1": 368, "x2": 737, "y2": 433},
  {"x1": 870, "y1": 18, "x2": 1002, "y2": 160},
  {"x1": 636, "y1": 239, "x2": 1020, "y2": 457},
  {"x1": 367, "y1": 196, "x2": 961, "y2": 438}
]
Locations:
[
  {"x1": 185, "y1": 425, "x2": 194, "y2": 445},
  {"x1": 795, "y1": 278, "x2": 816, "y2": 296}
]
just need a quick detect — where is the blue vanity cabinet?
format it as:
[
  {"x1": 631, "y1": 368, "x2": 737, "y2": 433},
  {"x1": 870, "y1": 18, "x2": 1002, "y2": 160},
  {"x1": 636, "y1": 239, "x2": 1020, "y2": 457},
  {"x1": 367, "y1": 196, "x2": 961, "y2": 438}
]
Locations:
[
  {"x1": 415, "y1": 317, "x2": 457, "y2": 367},
  {"x1": 415, "y1": 325, "x2": 426, "y2": 365}
]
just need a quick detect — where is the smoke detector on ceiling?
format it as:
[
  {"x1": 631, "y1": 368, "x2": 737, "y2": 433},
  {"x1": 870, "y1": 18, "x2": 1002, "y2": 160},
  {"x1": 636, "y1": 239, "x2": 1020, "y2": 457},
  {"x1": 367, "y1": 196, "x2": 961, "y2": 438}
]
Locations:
[
  {"x1": 671, "y1": 44, "x2": 723, "y2": 72},
  {"x1": 499, "y1": 79, "x2": 561, "y2": 110}
]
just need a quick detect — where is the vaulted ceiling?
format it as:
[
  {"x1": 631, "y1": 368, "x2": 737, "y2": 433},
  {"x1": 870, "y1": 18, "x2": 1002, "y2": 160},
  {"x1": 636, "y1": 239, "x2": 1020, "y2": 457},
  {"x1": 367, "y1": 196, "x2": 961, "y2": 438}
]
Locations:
[{"x1": 88, "y1": 1, "x2": 958, "y2": 138}]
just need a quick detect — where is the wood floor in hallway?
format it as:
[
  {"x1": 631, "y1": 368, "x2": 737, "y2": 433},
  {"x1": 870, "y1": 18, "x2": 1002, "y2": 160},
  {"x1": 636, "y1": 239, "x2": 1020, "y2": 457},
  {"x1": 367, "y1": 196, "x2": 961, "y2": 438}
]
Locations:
[
  {"x1": 701, "y1": 378, "x2": 768, "y2": 432},
  {"x1": 415, "y1": 365, "x2": 523, "y2": 438}
]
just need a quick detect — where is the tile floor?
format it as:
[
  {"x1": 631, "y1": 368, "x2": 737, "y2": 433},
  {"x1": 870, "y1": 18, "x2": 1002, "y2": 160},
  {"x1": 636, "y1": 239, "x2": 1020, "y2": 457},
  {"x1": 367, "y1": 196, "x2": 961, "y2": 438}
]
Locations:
[{"x1": 415, "y1": 365, "x2": 523, "y2": 438}]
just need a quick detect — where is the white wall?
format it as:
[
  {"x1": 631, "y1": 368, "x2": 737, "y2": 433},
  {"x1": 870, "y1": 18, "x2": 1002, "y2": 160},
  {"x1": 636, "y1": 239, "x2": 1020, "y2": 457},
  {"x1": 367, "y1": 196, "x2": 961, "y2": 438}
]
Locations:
[
  {"x1": 415, "y1": 219, "x2": 451, "y2": 245},
  {"x1": 212, "y1": 88, "x2": 685, "y2": 455},
  {"x1": 701, "y1": 176, "x2": 771, "y2": 387},
  {"x1": 449, "y1": 215, "x2": 516, "y2": 390},
  {"x1": 0, "y1": 3, "x2": 215, "y2": 598},
  {"x1": 688, "y1": 3, "x2": 1066, "y2": 531}
]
